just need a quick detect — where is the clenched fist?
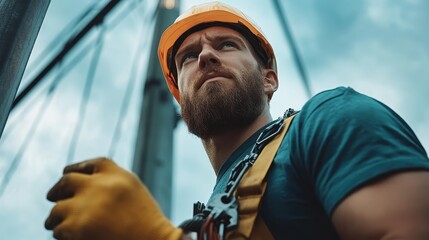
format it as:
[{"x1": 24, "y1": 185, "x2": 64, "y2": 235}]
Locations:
[{"x1": 45, "y1": 157, "x2": 183, "y2": 240}]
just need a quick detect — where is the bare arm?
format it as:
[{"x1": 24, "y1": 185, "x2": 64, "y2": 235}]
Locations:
[{"x1": 332, "y1": 170, "x2": 429, "y2": 240}]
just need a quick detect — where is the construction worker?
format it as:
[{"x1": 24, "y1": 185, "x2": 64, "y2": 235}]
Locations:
[{"x1": 45, "y1": 2, "x2": 429, "y2": 240}]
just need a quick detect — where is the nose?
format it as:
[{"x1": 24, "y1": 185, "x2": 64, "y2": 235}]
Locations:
[{"x1": 198, "y1": 45, "x2": 220, "y2": 69}]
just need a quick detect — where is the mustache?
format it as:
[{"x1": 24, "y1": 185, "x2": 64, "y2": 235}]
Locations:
[{"x1": 195, "y1": 66, "x2": 234, "y2": 89}]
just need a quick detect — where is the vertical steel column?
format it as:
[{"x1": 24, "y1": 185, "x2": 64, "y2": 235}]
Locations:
[
  {"x1": 132, "y1": 0, "x2": 180, "y2": 218},
  {"x1": 0, "y1": 0, "x2": 51, "y2": 138}
]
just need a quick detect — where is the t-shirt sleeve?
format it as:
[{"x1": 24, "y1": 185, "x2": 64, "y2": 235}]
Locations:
[{"x1": 295, "y1": 87, "x2": 429, "y2": 217}]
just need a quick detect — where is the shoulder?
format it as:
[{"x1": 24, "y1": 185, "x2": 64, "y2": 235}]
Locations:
[
  {"x1": 286, "y1": 86, "x2": 429, "y2": 212},
  {"x1": 294, "y1": 86, "x2": 422, "y2": 146},
  {"x1": 300, "y1": 86, "x2": 393, "y2": 122}
]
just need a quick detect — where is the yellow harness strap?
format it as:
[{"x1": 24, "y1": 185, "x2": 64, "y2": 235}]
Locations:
[{"x1": 227, "y1": 115, "x2": 296, "y2": 239}]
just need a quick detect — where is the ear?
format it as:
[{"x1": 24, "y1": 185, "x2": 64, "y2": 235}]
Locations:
[{"x1": 263, "y1": 69, "x2": 278, "y2": 102}]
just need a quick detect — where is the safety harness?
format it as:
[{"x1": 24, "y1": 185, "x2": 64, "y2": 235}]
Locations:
[{"x1": 180, "y1": 109, "x2": 297, "y2": 239}]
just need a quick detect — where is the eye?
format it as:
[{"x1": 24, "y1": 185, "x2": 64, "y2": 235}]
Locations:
[
  {"x1": 181, "y1": 52, "x2": 198, "y2": 65},
  {"x1": 220, "y1": 41, "x2": 237, "y2": 49}
]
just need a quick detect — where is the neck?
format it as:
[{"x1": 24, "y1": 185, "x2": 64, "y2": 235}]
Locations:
[{"x1": 201, "y1": 107, "x2": 273, "y2": 175}]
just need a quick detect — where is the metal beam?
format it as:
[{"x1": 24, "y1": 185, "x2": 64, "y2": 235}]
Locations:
[
  {"x1": 272, "y1": 0, "x2": 313, "y2": 98},
  {"x1": 132, "y1": 0, "x2": 180, "y2": 218},
  {"x1": 0, "y1": 0, "x2": 51, "y2": 138},
  {"x1": 11, "y1": 0, "x2": 123, "y2": 111}
]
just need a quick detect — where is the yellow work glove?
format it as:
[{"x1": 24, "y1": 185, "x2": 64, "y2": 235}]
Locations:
[{"x1": 45, "y1": 157, "x2": 183, "y2": 240}]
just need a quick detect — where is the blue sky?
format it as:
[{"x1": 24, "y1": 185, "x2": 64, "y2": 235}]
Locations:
[{"x1": 1, "y1": 0, "x2": 428, "y2": 239}]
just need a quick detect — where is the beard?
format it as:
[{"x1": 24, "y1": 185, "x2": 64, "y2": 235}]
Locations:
[{"x1": 180, "y1": 66, "x2": 266, "y2": 139}]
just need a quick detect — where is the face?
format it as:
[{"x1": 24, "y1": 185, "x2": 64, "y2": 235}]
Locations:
[{"x1": 175, "y1": 26, "x2": 267, "y2": 139}]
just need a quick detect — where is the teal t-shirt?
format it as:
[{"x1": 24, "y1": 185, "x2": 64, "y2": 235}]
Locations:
[{"x1": 207, "y1": 87, "x2": 429, "y2": 239}]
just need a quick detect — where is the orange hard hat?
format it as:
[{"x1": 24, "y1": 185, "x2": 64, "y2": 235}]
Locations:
[{"x1": 158, "y1": 1, "x2": 277, "y2": 103}]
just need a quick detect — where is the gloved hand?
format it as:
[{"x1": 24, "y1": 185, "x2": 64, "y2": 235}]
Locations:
[{"x1": 45, "y1": 157, "x2": 183, "y2": 240}]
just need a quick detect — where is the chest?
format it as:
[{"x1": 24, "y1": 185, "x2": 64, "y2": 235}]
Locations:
[
  {"x1": 208, "y1": 144, "x2": 340, "y2": 239},
  {"x1": 261, "y1": 155, "x2": 340, "y2": 239}
]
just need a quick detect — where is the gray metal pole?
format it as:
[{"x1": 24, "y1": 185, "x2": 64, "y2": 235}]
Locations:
[
  {"x1": 0, "y1": 0, "x2": 51, "y2": 138},
  {"x1": 132, "y1": 0, "x2": 180, "y2": 218}
]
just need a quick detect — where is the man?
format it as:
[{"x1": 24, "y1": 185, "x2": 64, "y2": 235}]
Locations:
[{"x1": 45, "y1": 2, "x2": 429, "y2": 239}]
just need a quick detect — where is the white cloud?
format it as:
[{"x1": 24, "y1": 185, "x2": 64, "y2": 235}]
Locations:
[{"x1": 365, "y1": 0, "x2": 423, "y2": 30}]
